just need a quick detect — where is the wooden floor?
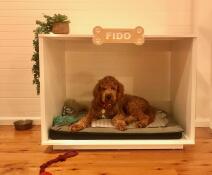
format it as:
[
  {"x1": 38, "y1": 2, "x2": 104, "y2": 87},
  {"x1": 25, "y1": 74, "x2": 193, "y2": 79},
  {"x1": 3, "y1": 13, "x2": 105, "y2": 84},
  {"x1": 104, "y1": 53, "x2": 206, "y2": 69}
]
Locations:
[{"x1": 0, "y1": 126, "x2": 212, "y2": 175}]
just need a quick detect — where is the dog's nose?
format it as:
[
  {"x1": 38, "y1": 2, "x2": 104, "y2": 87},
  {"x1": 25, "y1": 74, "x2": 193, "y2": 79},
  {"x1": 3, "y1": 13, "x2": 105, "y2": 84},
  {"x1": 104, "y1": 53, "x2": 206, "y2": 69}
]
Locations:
[{"x1": 106, "y1": 94, "x2": 112, "y2": 100}]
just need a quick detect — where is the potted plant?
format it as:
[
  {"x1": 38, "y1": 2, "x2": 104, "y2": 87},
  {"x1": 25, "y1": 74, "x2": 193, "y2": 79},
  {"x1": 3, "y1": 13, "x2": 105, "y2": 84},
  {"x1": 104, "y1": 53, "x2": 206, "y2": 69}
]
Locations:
[
  {"x1": 51, "y1": 14, "x2": 70, "y2": 34},
  {"x1": 32, "y1": 14, "x2": 70, "y2": 94}
]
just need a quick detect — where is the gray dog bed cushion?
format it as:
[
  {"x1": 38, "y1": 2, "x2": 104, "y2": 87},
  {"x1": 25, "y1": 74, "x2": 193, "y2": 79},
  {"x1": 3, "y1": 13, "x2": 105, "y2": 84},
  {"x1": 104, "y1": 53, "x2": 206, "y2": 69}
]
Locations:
[{"x1": 49, "y1": 115, "x2": 184, "y2": 140}]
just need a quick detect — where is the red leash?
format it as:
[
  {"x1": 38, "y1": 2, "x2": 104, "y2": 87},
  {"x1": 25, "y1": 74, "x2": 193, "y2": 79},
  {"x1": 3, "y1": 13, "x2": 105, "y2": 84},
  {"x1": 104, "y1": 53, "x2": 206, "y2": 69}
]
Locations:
[{"x1": 39, "y1": 150, "x2": 78, "y2": 175}]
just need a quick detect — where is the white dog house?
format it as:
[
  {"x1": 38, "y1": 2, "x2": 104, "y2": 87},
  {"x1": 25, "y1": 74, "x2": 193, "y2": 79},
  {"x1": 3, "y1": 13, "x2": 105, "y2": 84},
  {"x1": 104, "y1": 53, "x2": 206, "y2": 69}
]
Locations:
[{"x1": 39, "y1": 33, "x2": 196, "y2": 149}]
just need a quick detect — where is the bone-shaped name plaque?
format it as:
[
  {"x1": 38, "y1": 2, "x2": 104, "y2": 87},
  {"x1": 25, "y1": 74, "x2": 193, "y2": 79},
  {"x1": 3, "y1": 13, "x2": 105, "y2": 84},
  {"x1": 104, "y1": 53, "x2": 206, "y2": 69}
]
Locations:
[{"x1": 92, "y1": 26, "x2": 144, "y2": 45}]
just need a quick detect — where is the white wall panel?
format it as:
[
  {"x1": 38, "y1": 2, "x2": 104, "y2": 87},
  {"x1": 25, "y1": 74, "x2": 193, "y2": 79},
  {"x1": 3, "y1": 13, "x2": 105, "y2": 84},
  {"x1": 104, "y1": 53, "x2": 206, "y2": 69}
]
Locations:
[{"x1": 193, "y1": 0, "x2": 212, "y2": 127}]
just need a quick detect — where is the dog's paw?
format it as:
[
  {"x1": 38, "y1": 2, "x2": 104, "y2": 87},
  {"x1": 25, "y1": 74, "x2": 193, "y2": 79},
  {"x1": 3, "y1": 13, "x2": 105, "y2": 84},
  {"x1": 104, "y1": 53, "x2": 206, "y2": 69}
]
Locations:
[
  {"x1": 136, "y1": 117, "x2": 149, "y2": 128},
  {"x1": 135, "y1": 119, "x2": 149, "y2": 128},
  {"x1": 69, "y1": 123, "x2": 85, "y2": 132},
  {"x1": 114, "y1": 120, "x2": 127, "y2": 131}
]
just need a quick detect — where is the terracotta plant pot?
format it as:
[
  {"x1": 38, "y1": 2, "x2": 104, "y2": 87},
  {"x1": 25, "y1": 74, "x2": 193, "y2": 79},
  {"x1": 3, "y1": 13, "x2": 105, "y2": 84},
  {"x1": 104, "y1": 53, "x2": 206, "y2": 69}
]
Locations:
[{"x1": 52, "y1": 22, "x2": 69, "y2": 34}]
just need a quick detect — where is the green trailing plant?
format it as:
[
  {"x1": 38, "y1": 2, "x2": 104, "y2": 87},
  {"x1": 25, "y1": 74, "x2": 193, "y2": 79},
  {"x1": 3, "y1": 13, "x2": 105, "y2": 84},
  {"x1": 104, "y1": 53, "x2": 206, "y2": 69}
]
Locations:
[{"x1": 32, "y1": 14, "x2": 70, "y2": 94}]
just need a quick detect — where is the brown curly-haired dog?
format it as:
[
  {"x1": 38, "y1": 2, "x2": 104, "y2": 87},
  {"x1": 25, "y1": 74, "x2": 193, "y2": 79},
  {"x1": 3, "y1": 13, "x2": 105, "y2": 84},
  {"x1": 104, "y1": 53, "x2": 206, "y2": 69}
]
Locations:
[{"x1": 70, "y1": 76, "x2": 155, "y2": 132}]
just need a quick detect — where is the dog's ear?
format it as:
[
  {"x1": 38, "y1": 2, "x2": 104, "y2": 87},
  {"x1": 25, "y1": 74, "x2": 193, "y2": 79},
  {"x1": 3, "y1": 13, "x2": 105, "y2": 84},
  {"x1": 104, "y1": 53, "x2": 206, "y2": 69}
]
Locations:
[
  {"x1": 117, "y1": 81, "x2": 124, "y2": 100},
  {"x1": 93, "y1": 81, "x2": 100, "y2": 99}
]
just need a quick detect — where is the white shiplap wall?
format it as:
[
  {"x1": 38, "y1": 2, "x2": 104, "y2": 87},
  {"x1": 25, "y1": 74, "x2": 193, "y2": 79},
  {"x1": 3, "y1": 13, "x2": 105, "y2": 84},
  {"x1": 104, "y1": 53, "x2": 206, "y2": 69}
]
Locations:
[
  {"x1": 193, "y1": 0, "x2": 212, "y2": 127},
  {"x1": 0, "y1": 0, "x2": 193, "y2": 123}
]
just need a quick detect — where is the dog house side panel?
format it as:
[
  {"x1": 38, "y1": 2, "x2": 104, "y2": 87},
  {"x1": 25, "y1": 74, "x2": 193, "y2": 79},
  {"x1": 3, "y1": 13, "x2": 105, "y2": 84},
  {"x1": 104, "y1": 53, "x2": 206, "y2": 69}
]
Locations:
[
  {"x1": 170, "y1": 38, "x2": 196, "y2": 140},
  {"x1": 40, "y1": 38, "x2": 66, "y2": 143}
]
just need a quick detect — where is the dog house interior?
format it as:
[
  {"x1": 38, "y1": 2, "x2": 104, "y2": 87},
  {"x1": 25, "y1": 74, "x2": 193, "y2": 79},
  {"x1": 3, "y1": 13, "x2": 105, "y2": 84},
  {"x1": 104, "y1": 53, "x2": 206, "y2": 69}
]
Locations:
[{"x1": 39, "y1": 34, "x2": 196, "y2": 149}]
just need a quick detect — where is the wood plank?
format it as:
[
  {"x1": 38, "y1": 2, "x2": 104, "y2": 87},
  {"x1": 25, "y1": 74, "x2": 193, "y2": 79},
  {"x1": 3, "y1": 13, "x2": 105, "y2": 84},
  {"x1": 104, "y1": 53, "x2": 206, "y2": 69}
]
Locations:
[
  {"x1": 0, "y1": 47, "x2": 32, "y2": 54},
  {"x1": 0, "y1": 84, "x2": 37, "y2": 98},
  {"x1": 0, "y1": 33, "x2": 33, "y2": 40},
  {"x1": 0, "y1": 98, "x2": 40, "y2": 117},
  {"x1": 0, "y1": 69, "x2": 33, "y2": 84},
  {"x1": 0, "y1": 2, "x2": 71, "y2": 10},
  {"x1": 0, "y1": 25, "x2": 34, "y2": 32},
  {"x1": 0, "y1": 9, "x2": 70, "y2": 17},
  {"x1": 0, "y1": 16, "x2": 41, "y2": 25},
  {"x1": 0, "y1": 54, "x2": 32, "y2": 69},
  {"x1": 0, "y1": 40, "x2": 32, "y2": 47}
]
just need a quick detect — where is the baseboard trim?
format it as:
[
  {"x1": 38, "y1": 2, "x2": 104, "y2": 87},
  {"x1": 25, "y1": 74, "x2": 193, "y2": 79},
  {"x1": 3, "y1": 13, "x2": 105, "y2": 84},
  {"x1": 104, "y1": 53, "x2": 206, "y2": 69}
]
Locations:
[
  {"x1": 195, "y1": 118, "x2": 210, "y2": 127},
  {"x1": 0, "y1": 116, "x2": 40, "y2": 125}
]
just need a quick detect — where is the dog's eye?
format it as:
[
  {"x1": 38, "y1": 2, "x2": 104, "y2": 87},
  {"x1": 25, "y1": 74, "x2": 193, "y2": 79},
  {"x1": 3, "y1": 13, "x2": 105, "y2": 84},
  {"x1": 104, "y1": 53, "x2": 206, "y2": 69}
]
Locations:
[{"x1": 111, "y1": 87, "x2": 116, "y2": 90}]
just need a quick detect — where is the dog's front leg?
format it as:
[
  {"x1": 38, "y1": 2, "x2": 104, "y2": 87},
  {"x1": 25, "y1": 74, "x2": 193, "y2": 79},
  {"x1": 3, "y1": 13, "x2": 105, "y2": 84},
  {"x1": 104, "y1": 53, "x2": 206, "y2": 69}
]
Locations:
[
  {"x1": 69, "y1": 113, "x2": 93, "y2": 132},
  {"x1": 112, "y1": 114, "x2": 127, "y2": 131}
]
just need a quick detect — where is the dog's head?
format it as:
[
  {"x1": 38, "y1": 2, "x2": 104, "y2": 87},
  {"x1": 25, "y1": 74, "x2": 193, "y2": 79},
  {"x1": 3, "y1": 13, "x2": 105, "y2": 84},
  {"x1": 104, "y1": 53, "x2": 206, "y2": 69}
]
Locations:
[{"x1": 93, "y1": 76, "x2": 124, "y2": 106}]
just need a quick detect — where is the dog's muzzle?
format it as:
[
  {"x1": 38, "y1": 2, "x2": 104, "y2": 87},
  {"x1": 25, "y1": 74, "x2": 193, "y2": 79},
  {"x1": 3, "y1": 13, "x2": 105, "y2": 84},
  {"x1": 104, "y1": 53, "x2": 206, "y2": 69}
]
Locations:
[
  {"x1": 106, "y1": 94, "x2": 112, "y2": 101},
  {"x1": 103, "y1": 92, "x2": 115, "y2": 103}
]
